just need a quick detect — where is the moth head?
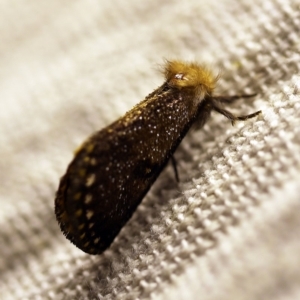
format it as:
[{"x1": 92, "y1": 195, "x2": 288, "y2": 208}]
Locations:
[{"x1": 164, "y1": 60, "x2": 217, "y2": 99}]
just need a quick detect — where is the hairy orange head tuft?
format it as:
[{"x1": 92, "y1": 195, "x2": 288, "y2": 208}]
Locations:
[{"x1": 164, "y1": 60, "x2": 217, "y2": 96}]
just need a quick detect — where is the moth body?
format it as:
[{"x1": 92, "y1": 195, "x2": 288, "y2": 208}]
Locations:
[{"x1": 55, "y1": 60, "x2": 261, "y2": 254}]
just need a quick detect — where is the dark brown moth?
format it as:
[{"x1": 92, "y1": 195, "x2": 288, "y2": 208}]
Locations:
[{"x1": 55, "y1": 60, "x2": 261, "y2": 254}]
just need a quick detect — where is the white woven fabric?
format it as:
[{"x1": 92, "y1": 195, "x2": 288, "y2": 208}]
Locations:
[{"x1": 1, "y1": 0, "x2": 299, "y2": 299}]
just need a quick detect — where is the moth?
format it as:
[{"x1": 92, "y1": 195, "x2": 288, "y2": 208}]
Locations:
[{"x1": 55, "y1": 60, "x2": 261, "y2": 254}]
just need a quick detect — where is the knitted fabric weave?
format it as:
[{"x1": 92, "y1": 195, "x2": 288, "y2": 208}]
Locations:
[{"x1": 0, "y1": 1, "x2": 299, "y2": 299}]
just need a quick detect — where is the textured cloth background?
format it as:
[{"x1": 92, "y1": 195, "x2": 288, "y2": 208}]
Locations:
[{"x1": 1, "y1": 0, "x2": 300, "y2": 299}]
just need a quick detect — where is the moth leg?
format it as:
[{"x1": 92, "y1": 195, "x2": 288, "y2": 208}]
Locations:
[
  {"x1": 213, "y1": 93, "x2": 257, "y2": 104},
  {"x1": 170, "y1": 155, "x2": 179, "y2": 182},
  {"x1": 212, "y1": 99, "x2": 261, "y2": 125},
  {"x1": 194, "y1": 100, "x2": 213, "y2": 130}
]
